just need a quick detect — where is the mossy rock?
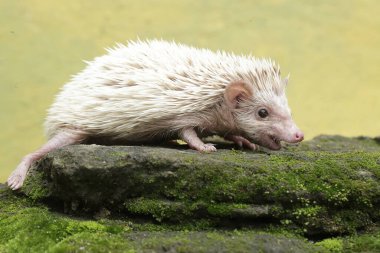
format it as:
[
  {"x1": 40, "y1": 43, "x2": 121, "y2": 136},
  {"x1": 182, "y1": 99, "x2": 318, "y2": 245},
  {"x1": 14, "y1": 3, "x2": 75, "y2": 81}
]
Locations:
[
  {"x1": 0, "y1": 187, "x2": 321, "y2": 252},
  {"x1": 20, "y1": 135, "x2": 380, "y2": 238},
  {"x1": 2, "y1": 187, "x2": 380, "y2": 252},
  {"x1": 0, "y1": 185, "x2": 380, "y2": 253}
]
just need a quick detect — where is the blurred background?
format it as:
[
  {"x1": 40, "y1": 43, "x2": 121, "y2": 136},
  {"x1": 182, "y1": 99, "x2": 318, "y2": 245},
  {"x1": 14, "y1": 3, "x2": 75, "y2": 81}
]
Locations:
[{"x1": 1, "y1": 0, "x2": 379, "y2": 181}]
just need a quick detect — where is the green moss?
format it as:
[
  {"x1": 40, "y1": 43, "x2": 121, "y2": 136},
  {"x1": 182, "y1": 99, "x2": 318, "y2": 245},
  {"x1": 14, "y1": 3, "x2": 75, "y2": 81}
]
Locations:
[
  {"x1": 343, "y1": 227, "x2": 380, "y2": 253},
  {"x1": 0, "y1": 189, "x2": 321, "y2": 252},
  {"x1": 2, "y1": 187, "x2": 380, "y2": 252},
  {"x1": 125, "y1": 198, "x2": 190, "y2": 222},
  {"x1": 22, "y1": 165, "x2": 51, "y2": 200},
  {"x1": 315, "y1": 238, "x2": 343, "y2": 253},
  {"x1": 287, "y1": 135, "x2": 380, "y2": 152},
  {"x1": 315, "y1": 227, "x2": 380, "y2": 253},
  {"x1": 126, "y1": 218, "x2": 215, "y2": 232},
  {"x1": 95, "y1": 149, "x2": 380, "y2": 235},
  {"x1": 124, "y1": 197, "x2": 280, "y2": 224},
  {"x1": 0, "y1": 188, "x2": 131, "y2": 252},
  {"x1": 206, "y1": 203, "x2": 249, "y2": 217},
  {"x1": 292, "y1": 206, "x2": 322, "y2": 220},
  {"x1": 0, "y1": 209, "x2": 69, "y2": 252},
  {"x1": 49, "y1": 232, "x2": 134, "y2": 253},
  {"x1": 125, "y1": 231, "x2": 322, "y2": 253}
]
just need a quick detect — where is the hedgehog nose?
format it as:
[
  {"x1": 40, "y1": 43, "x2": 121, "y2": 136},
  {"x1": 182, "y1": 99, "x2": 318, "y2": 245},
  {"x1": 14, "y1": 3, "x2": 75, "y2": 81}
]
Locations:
[{"x1": 294, "y1": 131, "x2": 304, "y2": 142}]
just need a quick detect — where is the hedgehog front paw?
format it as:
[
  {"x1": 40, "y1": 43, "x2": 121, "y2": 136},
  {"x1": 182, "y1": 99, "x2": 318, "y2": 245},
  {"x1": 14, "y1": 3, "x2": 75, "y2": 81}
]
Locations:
[
  {"x1": 197, "y1": 143, "x2": 217, "y2": 152},
  {"x1": 225, "y1": 135, "x2": 258, "y2": 151}
]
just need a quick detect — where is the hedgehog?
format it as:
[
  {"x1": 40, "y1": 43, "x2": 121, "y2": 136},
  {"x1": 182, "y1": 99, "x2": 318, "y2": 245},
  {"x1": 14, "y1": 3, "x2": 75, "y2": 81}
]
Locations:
[{"x1": 8, "y1": 39, "x2": 304, "y2": 190}]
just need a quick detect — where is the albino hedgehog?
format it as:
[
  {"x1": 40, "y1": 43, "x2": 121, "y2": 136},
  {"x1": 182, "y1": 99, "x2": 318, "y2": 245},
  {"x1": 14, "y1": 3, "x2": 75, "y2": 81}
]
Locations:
[{"x1": 8, "y1": 39, "x2": 304, "y2": 190}]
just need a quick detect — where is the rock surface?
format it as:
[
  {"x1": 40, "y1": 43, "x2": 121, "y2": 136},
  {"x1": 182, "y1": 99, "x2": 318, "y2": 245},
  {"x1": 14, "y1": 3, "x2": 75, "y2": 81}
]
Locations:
[
  {"x1": 22, "y1": 135, "x2": 380, "y2": 237},
  {"x1": 1, "y1": 135, "x2": 379, "y2": 252}
]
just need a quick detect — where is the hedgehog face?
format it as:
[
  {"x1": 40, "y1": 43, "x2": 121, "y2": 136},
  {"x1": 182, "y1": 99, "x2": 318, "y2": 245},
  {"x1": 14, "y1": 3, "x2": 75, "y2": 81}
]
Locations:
[{"x1": 225, "y1": 81, "x2": 304, "y2": 150}]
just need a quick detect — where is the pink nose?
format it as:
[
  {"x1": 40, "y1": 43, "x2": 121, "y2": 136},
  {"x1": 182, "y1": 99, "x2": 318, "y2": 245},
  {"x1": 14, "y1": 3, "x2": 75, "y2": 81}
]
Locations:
[{"x1": 294, "y1": 131, "x2": 304, "y2": 142}]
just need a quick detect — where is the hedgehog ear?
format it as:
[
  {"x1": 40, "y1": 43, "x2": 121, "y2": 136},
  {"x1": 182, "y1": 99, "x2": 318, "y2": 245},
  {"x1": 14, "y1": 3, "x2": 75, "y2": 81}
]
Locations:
[
  {"x1": 224, "y1": 82, "x2": 252, "y2": 108},
  {"x1": 283, "y1": 73, "x2": 290, "y2": 86}
]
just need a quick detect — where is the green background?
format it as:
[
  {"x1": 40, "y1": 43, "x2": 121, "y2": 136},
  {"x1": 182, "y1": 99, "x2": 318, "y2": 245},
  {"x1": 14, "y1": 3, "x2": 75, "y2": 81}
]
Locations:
[{"x1": 1, "y1": 0, "x2": 379, "y2": 181}]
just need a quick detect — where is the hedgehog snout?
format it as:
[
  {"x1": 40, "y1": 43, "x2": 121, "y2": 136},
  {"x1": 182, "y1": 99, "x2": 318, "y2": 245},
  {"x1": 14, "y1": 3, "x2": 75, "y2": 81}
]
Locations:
[{"x1": 281, "y1": 122, "x2": 304, "y2": 143}]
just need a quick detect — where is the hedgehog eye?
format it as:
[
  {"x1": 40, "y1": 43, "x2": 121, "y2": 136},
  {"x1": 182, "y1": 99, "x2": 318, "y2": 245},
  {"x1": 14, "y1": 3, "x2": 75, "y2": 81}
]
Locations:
[{"x1": 258, "y1": 109, "x2": 269, "y2": 118}]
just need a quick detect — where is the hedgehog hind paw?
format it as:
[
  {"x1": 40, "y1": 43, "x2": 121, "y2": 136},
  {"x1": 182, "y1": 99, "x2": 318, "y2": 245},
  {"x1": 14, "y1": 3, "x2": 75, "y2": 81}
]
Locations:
[
  {"x1": 7, "y1": 159, "x2": 31, "y2": 190},
  {"x1": 7, "y1": 170, "x2": 27, "y2": 190}
]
